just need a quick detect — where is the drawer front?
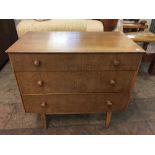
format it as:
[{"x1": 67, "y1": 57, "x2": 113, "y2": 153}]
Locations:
[
  {"x1": 9, "y1": 53, "x2": 142, "y2": 71},
  {"x1": 22, "y1": 93, "x2": 129, "y2": 114},
  {"x1": 16, "y1": 71, "x2": 134, "y2": 94}
]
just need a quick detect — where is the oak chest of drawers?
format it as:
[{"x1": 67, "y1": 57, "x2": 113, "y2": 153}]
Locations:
[{"x1": 6, "y1": 32, "x2": 144, "y2": 128}]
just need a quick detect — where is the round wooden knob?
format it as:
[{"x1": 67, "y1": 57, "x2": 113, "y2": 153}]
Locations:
[
  {"x1": 40, "y1": 101, "x2": 46, "y2": 108},
  {"x1": 109, "y1": 79, "x2": 116, "y2": 86},
  {"x1": 37, "y1": 80, "x2": 44, "y2": 86},
  {"x1": 106, "y1": 100, "x2": 113, "y2": 107},
  {"x1": 113, "y1": 60, "x2": 120, "y2": 66},
  {"x1": 33, "y1": 60, "x2": 40, "y2": 67}
]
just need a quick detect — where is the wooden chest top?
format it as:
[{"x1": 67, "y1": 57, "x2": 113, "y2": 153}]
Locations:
[{"x1": 6, "y1": 32, "x2": 144, "y2": 53}]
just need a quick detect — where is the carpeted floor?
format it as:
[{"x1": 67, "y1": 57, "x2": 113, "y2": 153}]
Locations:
[{"x1": 0, "y1": 62, "x2": 155, "y2": 135}]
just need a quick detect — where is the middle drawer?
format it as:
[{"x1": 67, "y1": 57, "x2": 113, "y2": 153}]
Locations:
[{"x1": 16, "y1": 71, "x2": 134, "y2": 94}]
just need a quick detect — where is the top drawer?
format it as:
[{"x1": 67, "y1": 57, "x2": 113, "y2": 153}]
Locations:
[{"x1": 9, "y1": 53, "x2": 142, "y2": 72}]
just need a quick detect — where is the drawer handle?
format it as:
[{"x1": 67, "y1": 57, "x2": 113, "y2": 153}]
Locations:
[
  {"x1": 109, "y1": 79, "x2": 116, "y2": 86},
  {"x1": 106, "y1": 100, "x2": 113, "y2": 107},
  {"x1": 113, "y1": 60, "x2": 120, "y2": 66},
  {"x1": 33, "y1": 60, "x2": 40, "y2": 67},
  {"x1": 37, "y1": 80, "x2": 44, "y2": 86},
  {"x1": 40, "y1": 101, "x2": 47, "y2": 108}
]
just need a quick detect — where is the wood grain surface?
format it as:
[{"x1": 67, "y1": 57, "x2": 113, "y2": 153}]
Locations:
[
  {"x1": 6, "y1": 32, "x2": 144, "y2": 53},
  {"x1": 9, "y1": 53, "x2": 142, "y2": 71},
  {"x1": 22, "y1": 93, "x2": 128, "y2": 114},
  {"x1": 16, "y1": 71, "x2": 135, "y2": 94},
  {"x1": 126, "y1": 32, "x2": 155, "y2": 42}
]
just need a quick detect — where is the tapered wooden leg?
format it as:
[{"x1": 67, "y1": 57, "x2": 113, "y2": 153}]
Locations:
[
  {"x1": 142, "y1": 42, "x2": 149, "y2": 50},
  {"x1": 40, "y1": 114, "x2": 47, "y2": 129},
  {"x1": 148, "y1": 55, "x2": 155, "y2": 75},
  {"x1": 105, "y1": 112, "x2": 112, "y2": 128}
]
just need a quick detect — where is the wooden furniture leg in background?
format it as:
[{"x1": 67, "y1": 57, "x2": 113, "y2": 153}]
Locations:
[
  {"x1": 149, "y1": 55, "x2": 155, "y2": 75},
  {"x1": 40, "y1": 114, "x2": 47, "y2": 129},
  {"x1": 143, "y1": 42, "x2": 149, "y2": 50},
  {"x1": 105, "y1": 112, "x2": 112, "y2": 128}
]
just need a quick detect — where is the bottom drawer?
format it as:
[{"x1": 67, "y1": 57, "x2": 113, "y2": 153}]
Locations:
[{"x1": 22, "y1": 93, "x2": 129, "y2": 114}]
